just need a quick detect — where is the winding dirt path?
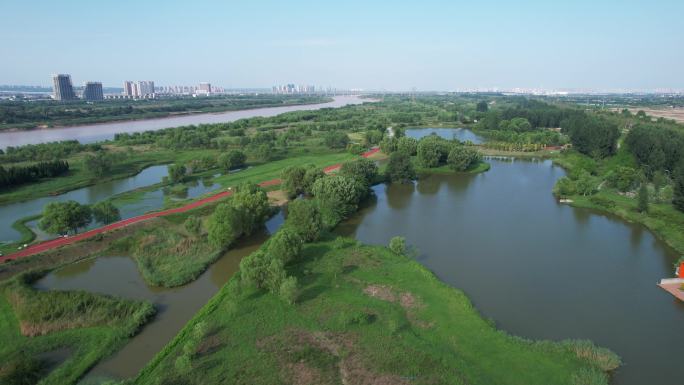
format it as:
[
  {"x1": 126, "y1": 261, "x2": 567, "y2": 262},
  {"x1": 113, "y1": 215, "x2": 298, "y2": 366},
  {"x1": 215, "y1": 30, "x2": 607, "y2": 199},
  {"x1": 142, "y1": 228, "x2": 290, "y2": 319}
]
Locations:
[{"x1": 0, "y1": 148, "x2": 379, "y2": 263}]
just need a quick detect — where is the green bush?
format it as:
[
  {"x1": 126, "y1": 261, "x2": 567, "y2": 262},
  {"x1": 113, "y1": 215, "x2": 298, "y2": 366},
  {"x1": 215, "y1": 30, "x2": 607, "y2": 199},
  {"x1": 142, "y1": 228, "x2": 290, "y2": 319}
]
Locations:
[
  {"x1": 279, "y1": 276, "x2": 299, "y2": 305},
  {"x1": 388, "y1": 236, "x2": 406, "y2": 255},
  {"x1": 266, "y1": 228, "x2": 303, "y2": 264},
  {"x1": 183, "y1": 215, "x2": 202, "y2": 236}
]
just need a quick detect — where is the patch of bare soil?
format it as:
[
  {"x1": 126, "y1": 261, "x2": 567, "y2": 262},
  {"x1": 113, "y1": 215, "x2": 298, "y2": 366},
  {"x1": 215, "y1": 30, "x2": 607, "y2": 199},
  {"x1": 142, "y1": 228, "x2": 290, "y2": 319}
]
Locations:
[
  {"x1": 288, "y1": 361, "x2": 327, "y2": 385},
  {"x1": 261, "y1": 329, "x2": 410, "y2": 385},
  {"x1": 363, "y1": 285, "x2": 396, "y2": 303},
  {"x1": 363, "y1": 285, "x2": 431, "y2": 329},
  {"x1": 364, "y1": 285, "x2": 419, "y2": 310},
  {"x1": 616, "y1": 107, "x2": 684, "y2": 123},
  {"x1": 267, "y1": 190, "x2": 290, "y2": 206}
]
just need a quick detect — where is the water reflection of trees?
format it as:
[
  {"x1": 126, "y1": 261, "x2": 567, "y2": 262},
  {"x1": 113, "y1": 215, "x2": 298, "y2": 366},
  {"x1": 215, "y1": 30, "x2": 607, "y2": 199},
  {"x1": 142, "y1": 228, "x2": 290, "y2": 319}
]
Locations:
[
  {"x1": 416, "y1": 175, "x2": 440, "y2": 195},
  {"x1": 386, "y1": 182, "x2": 415, "y2": 209}
]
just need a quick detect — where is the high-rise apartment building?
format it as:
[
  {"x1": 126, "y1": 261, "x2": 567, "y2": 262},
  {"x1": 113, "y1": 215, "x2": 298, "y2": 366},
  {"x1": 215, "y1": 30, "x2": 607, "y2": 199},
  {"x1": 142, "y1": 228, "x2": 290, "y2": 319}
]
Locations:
[
  {"x1": 123, "y1": 80, "x2": 155, "y2": 98},
  {"x1": 123, "y1": 81, "x2": 134, "y2": 97},
  {"x1": 137, "y1": 81, "x2": 155, "y2": 97},
  {"x1": 198, "y1": 82, "x2": 212, "y2": 94},
  {"x1": 83, "y1": 82, "x2": 104, "y2": 101},
  {"x1": 52, "y1": 74, "x2": 76, "y2": 100}
]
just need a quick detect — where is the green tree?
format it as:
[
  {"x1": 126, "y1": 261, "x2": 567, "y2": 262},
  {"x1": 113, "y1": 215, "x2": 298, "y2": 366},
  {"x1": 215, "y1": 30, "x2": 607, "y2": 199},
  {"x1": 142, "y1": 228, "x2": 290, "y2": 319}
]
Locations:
[
  {"x1": 606, "y1": 167, "x2": 640, "y2": 192},
  {"x1": 251, "y1": 143, "x2": 273, "y2": 162},
  {"x1": 637, "y1": 183, "x2": 649, "y2": 213},
  {"x1": 266, "y1": 228, "x2": 302, "y2": 264},
  {"x1": 265, "y1": 257, "x2": 286, "y2": 292},
  {"x1": 91, "y1": 201, "x2": 120, "y2": 224},
  {"x1": 339, "y1": 158, "x2": 378, "y2": 188},
  {"x1": 39, "y1": 200, "x2": 92, "y2": 235},
  {"x1": 652, "y1": 170, "x2": 668, "y2": 202},
  {"x1": 365, "y1": 130, "x2": 384, "y2": 146},
  {"x1": 231, "y1": 184, "x2": 271, "y2": 235},
  {"x1": 84, "y1": 151, "x2": 115, "y2": 176},
  {"x1": 447, "y1": 145, "x2": 481, "y2": 171},
  {"x1": 207, "y1": 203, "x2": 242, "y2": 248},
  {"x1": 417, "y1": 135, "x2": 451, "y2": 168},
  {"x1": 672, "y1": 162, "x2": 684, "y2": 212},
  {"x1": 239, "y1": 250, "x2": 272, "y2": 289},
  {"x1": 561, "y1": 114, "x2": 620, "y2": 158},
  {"x1": 386, "y1": 152, "x2": 416, "y2": 183},
  {"x1": 184, "y1": 215, "x2": 202, "y2": 236},
  {"x1": 553, "y1": 177, "x2": 577, "y2": 197},
  {"x1": 311, "y1": 175, "x2": 366, "y2": 227},
  {"x1": 575, "y1": 171, "x2": 599, "y2": 196},
  {"x1": 389, "y1": 236, "x2": 406, "y2": 255},
  {"x1": 281, "y1": 165, "x2": 307, "y2": 198},
  {"x1": 476, "y1": 100, "x2": 489, "y2": 112},
  {"x1": 324, "y1": 130, "x2": 349, "y2": 149},
  {"x1": 302, "y1": 166, "x2": 325, "y2": 195},
  {"x1": 218, "y1": 150, "x2": 246, "y2": 172},
  {"x1": 379, "y1": 137, "x2": 398, "y2": 154},
  {"x1": 167, "y1": 164, "x2": 186, "y2": 183},
  {"x1": 279, "y1": 276, "x2": 299, "y2": 305},
  {"x1": 396, "y1": 136, "x2": 418, "y2": 156},
  {"x1": 285, "y1": 199, "x2": 323, "y2": 241}
]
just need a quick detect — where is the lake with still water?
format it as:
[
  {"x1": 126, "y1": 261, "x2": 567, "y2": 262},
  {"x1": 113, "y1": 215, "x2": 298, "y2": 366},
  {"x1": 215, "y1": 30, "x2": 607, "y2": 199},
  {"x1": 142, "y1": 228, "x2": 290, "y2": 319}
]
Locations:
[{"x1": 336, "y1": 152, "x2": 684, "y2": 385}]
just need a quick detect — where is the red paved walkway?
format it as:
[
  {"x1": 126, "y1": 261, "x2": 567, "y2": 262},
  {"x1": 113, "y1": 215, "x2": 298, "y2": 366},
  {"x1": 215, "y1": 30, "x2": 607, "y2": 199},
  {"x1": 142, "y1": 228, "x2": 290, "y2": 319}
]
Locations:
[{"x1": 0, "y1": 148, "x2": 379, "y2": 263}]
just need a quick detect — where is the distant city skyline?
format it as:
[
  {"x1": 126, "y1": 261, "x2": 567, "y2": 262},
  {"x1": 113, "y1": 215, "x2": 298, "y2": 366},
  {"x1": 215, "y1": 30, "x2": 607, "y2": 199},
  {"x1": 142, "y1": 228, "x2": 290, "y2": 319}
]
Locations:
[{"x1": 2, "y1": 0, "x2": 683, "y2": 91}]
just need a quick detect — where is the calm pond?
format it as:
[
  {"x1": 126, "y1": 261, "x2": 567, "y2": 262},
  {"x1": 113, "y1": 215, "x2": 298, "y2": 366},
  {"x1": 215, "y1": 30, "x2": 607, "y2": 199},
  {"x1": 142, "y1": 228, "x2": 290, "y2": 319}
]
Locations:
[
  {"x1": 0, "y1": 96, "x2": 365, "y2": 148},
  {"x1": 34, "y1": 212, "x2": 284, "y2": 382},
  {"x1": 337, "y1": 157, "x2": 684, "y2": 385}
]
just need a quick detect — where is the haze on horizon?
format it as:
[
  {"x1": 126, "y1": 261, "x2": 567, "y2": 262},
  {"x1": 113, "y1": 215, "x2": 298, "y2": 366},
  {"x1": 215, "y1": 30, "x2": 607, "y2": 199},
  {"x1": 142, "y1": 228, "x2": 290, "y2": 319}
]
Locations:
[{"x1": 1, "y1": 0, "x2": 682, "y2": 91}]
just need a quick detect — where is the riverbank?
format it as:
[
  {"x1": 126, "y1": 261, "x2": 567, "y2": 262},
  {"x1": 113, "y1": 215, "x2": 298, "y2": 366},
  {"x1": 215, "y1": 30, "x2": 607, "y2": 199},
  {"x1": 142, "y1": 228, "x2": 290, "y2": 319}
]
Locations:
[
  {"x1": 0, "y1": 96, "x2": 332, "y2": 132},
  {"x1": 136, "y1": 236, "x2": 620, "y2": 385},
  {"x1": 552, "y1": 152, "x2": 684, "y2": 258}
]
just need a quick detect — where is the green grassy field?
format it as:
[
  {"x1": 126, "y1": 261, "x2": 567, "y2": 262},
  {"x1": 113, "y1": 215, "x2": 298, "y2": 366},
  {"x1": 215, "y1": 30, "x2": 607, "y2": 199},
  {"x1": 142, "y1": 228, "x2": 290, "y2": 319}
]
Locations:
[
  {"x1": 135, "y1": 237, "x2": 619, "y2": 385},
  {"x1": 0, "y1": 271, "x2": 154, "y2": 385}
]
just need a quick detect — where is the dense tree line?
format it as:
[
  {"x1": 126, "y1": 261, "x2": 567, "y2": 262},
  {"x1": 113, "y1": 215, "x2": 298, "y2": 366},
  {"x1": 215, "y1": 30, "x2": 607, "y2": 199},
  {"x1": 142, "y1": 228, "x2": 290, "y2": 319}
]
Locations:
[
  {"x1": 0, "y1": 160, "x2": 69, "y2": 189},
  {"x1": 0, "y1": 140, "x2": 95, "y2": 163},
  {"x1": 561, "y1": 114, "x2": 620, "y2": 158},
  {"x1": 624, "y1": 124, "x2": 684, "y2": 175}
]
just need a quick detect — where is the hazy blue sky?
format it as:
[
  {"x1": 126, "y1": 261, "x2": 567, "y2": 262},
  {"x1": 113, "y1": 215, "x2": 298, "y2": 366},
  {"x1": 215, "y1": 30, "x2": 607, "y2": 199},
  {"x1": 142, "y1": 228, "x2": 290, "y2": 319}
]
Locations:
[{"x1": 2, "y1": 0, "x2": 682, "y2": 90}]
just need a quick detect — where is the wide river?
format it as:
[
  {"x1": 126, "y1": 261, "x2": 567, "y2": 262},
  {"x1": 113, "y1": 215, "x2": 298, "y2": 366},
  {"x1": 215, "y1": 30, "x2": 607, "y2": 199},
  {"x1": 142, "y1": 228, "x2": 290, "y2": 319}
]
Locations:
[
  {"x1": 33, "y1": 129, "x2": 684, "y2": 385},
  {"x1": 0, "y1": 95, "x2": 365, "y2": 148}
]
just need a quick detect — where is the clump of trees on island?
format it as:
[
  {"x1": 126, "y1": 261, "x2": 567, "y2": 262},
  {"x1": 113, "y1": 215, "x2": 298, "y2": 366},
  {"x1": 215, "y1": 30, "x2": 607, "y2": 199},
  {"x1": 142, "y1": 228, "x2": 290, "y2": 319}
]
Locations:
[{"x1": 380, "y1": 133, "x2": 482, "y2": 179}]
